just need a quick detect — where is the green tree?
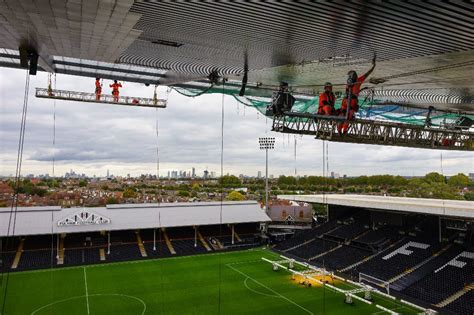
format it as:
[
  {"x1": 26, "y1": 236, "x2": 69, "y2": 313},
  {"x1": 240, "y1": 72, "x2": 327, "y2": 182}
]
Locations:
[
  {"x1": 178, "y1": 190, "x2": 190, "y2": 197},
  {"x1": 226, "y1": 191, "x2": 245, "y2": 201},
  {"x1": 447, "y1": 173, "x2": 470, "y2": 187},
  {"x1": 219, "y1": 175, "x2": 241, "y2": 188},
  {"x1": 424, "y1": 172, "x2": 445, "y2": 183},
  {"x1": 464, "y1": 192, "x2": 474, "y2": 201},
  {"x1": 122, "y1": 188, "x2": 137, "y2": 198},
  {"x1": 106, "y1": 197, "x2": 118, "y2": 204},
  {"x1": 79, "y1": 180, "x2": 87, "y2": 187}
]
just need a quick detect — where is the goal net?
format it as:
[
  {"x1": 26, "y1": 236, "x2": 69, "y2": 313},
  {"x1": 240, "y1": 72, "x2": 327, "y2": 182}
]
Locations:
[{"x1": 359, "y1": 273, "x2": 390, "y2": 295}]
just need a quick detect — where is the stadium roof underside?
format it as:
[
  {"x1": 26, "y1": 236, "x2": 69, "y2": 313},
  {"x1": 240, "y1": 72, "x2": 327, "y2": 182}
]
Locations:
[
  {"x1": 0, "y1": 201, "x2": 270, "y2": 237},
  {"x1": 278, "y1": 194, "x2": 474, "y2": 220},
  {"x1": 0, "y1": 1, "x2": 472, "y2": 115}
]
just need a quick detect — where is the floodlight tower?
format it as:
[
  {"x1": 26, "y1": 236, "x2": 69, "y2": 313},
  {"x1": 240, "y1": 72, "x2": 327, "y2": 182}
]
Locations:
[{"x1": 259, "y1": 137, "x2": 275, "y2": 213}]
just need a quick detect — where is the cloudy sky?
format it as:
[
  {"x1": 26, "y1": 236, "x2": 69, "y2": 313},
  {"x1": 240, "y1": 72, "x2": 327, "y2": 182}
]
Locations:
[{"x1": 0, "y1": 67, "x2": 472, "y2": 178}]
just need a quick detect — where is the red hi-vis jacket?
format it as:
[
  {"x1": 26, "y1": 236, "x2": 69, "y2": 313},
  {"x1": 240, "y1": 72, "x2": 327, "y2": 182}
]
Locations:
[
  {"x1": 110, "y1": 82, "x2": 122, "y2": 94},
  {"x1": 318, "y1": 91, "x2": 335, "y2": 114}
]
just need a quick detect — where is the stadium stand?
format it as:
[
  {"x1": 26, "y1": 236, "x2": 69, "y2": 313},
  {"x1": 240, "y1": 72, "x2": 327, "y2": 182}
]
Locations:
[
  {"x1": 0, "y1": 223, "x2": 262, "y2": 272},
  {"x1": 402, "y1": 247, "x2": 473, "y2": 313},
  {"x1": 287, "y1": 238, "x2": 339, "y2": 260},
  {"x1": 273, "y1": 220, "x2": 338, "y2": 251},
  {"x1": 312, "y1": 245, "x2": 372, "y2": 271},
  {"x1": 352, "y1": 239, "x2": 442, "y2": 282},
  {"x1": 272, "y1": 204, "x2": 473, "y2": 315}
]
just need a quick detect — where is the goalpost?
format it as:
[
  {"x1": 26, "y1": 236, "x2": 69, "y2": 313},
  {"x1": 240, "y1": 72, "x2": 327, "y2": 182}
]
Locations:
[{"x1": 359, "y1": 273, "x2": 390, "y2": 295}]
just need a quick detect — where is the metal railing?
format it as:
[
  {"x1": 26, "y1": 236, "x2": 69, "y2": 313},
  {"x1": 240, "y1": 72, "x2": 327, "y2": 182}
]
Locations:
[
  {"x1": 36, "y1": 88, "x2": 167, "y2": 108},
  {"x1": 272, "y1": 112, "x2": 474, "y2": 151}
]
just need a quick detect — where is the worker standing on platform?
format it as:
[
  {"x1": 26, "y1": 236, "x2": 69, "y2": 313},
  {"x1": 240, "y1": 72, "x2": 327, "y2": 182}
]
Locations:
[
  {"x1": 95, "y1": 78, "x2": 102, "y2": 101},
  {"x1": 317, "y1": 82, "x2": 336, "y2": 115},
  {"x1": 110, "y1": 80, "x2": 122, "y2": 102},
  {"x1": 338, "y1": 56, "x2": 376, "y2": 134}
]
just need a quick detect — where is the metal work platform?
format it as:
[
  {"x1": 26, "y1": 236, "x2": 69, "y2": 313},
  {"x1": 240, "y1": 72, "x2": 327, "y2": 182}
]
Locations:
[
  {"x1": 35, "y1": 88, "x2": 167, "y2": 108},
  {"x1": 272, "y1": 113, "x2": 474, "y2": 151}
]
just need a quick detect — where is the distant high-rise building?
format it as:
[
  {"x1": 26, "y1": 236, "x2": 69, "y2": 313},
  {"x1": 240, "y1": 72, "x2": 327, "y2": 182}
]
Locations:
[
  {"x1": 203, "y1": 170, "x2": 209, "y2": 179},
  {"x1": 107, "y1": 169, "x2": 110, "y2": 178},
  {"x1": 469, "y1": 173, "x2": 474, "y2": 181},
  {"x1": 257, "y1": 171, "x2": 262, "y2": 178},
  {"x1": 211, "y1": 171, "x2": 216, "y2": 178},
  {"x1": 192, "y1": 167, "x2": 196, "y2": 178}
]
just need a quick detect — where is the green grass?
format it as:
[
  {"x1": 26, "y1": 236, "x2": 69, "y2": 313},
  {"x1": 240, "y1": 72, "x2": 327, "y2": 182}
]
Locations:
[{"x1": 0, "y1": 248, "x2": 421, "y2": 314}]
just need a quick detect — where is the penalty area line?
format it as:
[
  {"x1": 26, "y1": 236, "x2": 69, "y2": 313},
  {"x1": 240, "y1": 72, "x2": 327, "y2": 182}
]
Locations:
[{"x1": 226, "y1": 264, "x2": 314, "y2": 315}]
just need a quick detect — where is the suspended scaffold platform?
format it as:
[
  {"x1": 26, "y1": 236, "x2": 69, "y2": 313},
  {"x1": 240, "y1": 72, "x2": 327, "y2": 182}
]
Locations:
[
  {"x1": 35, "y1": 88, "x2": 167, "y2": 108},
  {"x1": 272, "y1": 113, "x2": 474, "y2": 151}
]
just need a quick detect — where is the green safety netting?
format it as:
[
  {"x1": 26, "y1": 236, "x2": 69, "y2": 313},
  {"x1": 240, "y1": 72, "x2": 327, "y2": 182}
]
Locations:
[{"x1": 172, "y1": 86, "x2": 473, "y2": 127}]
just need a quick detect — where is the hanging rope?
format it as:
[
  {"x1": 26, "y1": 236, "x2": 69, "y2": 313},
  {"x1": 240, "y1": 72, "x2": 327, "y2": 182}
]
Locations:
[
  {"x1": 1, "y1": 68, "x2": 31, "y2": 314},
  {"x1": 155, "y1": 107, "x2": 160, "y2": 197},
  {"x1": 217, "y1": 77, "x2": 225, "y2": 314},
  {"x1": 50, "y1": 72, "x2": 57, "y2": 309},
  {"x1": 294, "y1": 135, "x2": 297, "y2": 177},
  {"x1": 52, "y1": 74, "x2": 57, "y2": 179},
  {"x1": 326, "y1": 141, "x2": 329, "y2": 180}
]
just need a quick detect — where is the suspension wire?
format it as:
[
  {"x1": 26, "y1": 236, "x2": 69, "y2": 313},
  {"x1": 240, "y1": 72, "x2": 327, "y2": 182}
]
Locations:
[
  {"x1": 218, "y1": 77, "x2": 225, "y2": 314},
  {"x1": 294, "y1": 136, "x2": 297, "y2": 177},
  {"x1": 1, "y1": 68, "x2": 31, "y2": 314},
  {"x1": 326, "y1": 141, "x2": 329, "y2": 179},
  {"x1": 155, "y1": 106, "x2": 160, "y2": 185},
  {"x1": 50, "y1": 72, "x2": 57, "y2": 310},
  {"x1": 52, "y1": 74, "x2": 56, "y2": 179},
  {"x1": 440, "y1": 152, "x2": 446, "y2": 217}
]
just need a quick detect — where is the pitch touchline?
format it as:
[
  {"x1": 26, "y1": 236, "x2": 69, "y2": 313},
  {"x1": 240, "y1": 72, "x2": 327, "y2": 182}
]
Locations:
[
  {"x1": 226, "y1": 264, "x2": 314, "y2": 315},
  {"x1": 83, "y1": 267, "x2": 90, "y2": 315}
]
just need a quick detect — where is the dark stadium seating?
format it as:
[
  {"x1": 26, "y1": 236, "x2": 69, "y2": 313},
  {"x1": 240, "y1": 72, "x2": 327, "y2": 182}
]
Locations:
[
  {"x1": 352, "y1": 239, "x2": 442, "y2": 282},
  {"x1": 274, "y1": 221, "x2": 339, "y2": 251},
  {"x1": 64, "y1": 247, "x2": 101, "y2": 265},
  {"x1": 325, "y1": 222, "x2": 368, "y2": 241},
  {"x1": 287, "y1": 238, "x2": 339, "y2": 260},
  {"x1": 0, "y1": 252, "x2": 15, "y2": 270},
  {"x1": 402, "y1": 247, "x2": 473, "y2": 312},
  {"x1": 172, "y1": 239, "x2": 207, "y2": 255},
  {"x1": 143, "y1": 241, "x2": 172, "y2": 258},
  {"x1": 107, "y1": 243, "x2": 142, "y2": 262},
  {"x1": 110, "y1": 230, "x2": 137, "y2": 244},
  {"x1": 17, "y1": 249, "x2": 55, "y2": 270},
  {"x1": 351, "y1": 225, "x2": 401, "y2": 250},
  {"x1": 0, "y1": 224, "x2": 260, "y2": 273},
  {"x1": 312, "y1": 245, "x2": 372, "y2": 271},
  {"x1": 445, "y1": 291, "x2": 473, "y2": 315}
]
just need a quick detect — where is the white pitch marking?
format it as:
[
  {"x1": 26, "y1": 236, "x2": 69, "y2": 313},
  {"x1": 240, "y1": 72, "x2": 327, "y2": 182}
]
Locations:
[
  {"x1": 226, "y1": 264, "x2": 314, "y2": 315},
  {"x1": 31, "y1": 294, "x2": 146, "y2": 315},
  {"x1": 83, "y1": 267, "x2": 90, "y2": 315}
]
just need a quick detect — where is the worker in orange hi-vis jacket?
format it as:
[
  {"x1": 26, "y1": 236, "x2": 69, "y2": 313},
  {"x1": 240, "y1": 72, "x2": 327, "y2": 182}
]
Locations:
[
  {"x1": 317, "y1": 82, "x2": 336, "y2": 116},
  {"x1": 338, "y1": 56, "x2": 376, "y2": 135},
  {"x1": 95, "y1": 78, "x2": 102, "y2": 101},
  {"x1": 110, "y1": 80, "x2": 122, "y2": 102}
]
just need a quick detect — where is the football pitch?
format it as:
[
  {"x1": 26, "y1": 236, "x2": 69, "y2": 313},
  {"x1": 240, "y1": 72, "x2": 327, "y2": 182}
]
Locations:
[{"x1": 0, "y1": 248, "x2": 421, "y2": 314}]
